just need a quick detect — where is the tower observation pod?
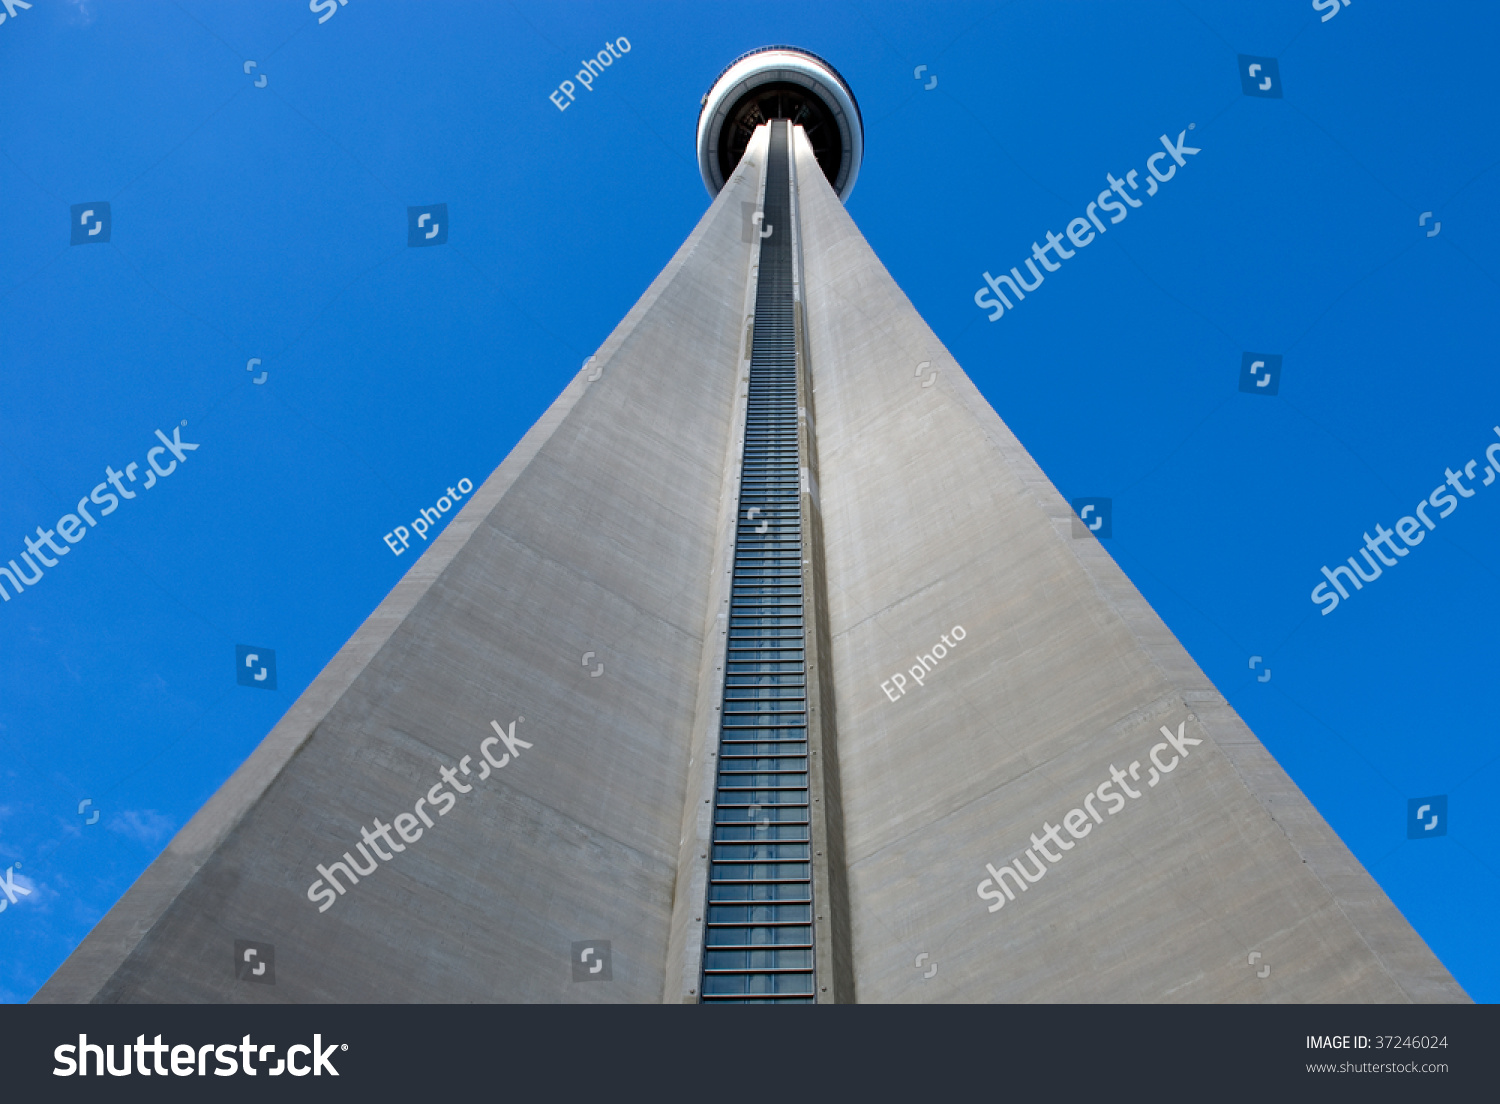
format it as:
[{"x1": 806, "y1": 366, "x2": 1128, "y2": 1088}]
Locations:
[{"x1": 697, "y1": 46, "x2": 864, "y2": 202}]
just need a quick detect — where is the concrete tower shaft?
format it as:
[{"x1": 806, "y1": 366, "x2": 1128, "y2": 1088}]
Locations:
[{"x1": 34, "y1": 49, "x2": 1465, "y2": 1005}]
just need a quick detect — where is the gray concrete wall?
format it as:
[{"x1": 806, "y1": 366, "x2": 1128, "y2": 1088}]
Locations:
[
  {"x1": 36, "y1": 146, "x2": 765, "y2": 1005},
  {"x1": 791, "y1": 128, "x2": 1466, "y2": 1003},
  {"x1": 788, "y1": 138, "x2": 858, "y2": 1003}
]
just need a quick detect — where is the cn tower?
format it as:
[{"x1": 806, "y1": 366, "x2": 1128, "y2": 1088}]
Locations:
[{"x1": 38, "y1": 47, "x2": 1463, "y2": 1006}]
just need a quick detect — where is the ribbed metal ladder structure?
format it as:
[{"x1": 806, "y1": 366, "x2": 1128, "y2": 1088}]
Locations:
[{"x1": 700, "y1": 120, "x2": 815, "y2": 1002}]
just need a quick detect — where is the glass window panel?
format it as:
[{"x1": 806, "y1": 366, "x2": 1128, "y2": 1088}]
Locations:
[
  {"x1": 702, "y1": 950, "x2": 747, "y2": 971},
  {"x1": 718, "y1": 758, "x2": 807, "y2": 772},
  {"x1": 718, "y1": 740, "x2": 808, "y2": 753},
  {"x1": 710, "y1": 862, "x2": 810, "y2": 881},
  {"x1": 715, "y1": 808, "x2": 809, "y2": 826},
  {"x1": 773, "y1": 973, "x2": 815, "y2": 995},
  {"x1": 711, "y1": 825, "x2": 809, "y2": 842},
  {"x1": 703, "y1": 948, "x2": 813, "y2": 971},
  {"x1": 760, "y1": 949, "x2": 811, "y2": 970},
  {"x1": 715, "y1": 790, "x2": 808, "y2": 806},
  {"x1": 700, "y1": 924, "x2": 812, "y2": 946},
  {"x1": 707, "y1": 882, "x2": 812, "y2": 902},
  {"x1": 704, "y1": 926, "x2": 811, "y2": 948},
  {"x1": 717, "y1": 774, "x2": 809, "y2": 789},
  {"x1": 713, "y1": 843, "x2": 809, "y2": 861}
]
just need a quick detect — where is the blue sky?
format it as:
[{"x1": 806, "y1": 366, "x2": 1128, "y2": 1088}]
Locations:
[{"x1": 1, "y1": 0, "x2": 1496, "y2": 1002}]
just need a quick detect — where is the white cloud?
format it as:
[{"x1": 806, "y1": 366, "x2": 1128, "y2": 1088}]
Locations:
[{"x1": 108, "y1": 809, "x2": 176, "y2": 846}]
